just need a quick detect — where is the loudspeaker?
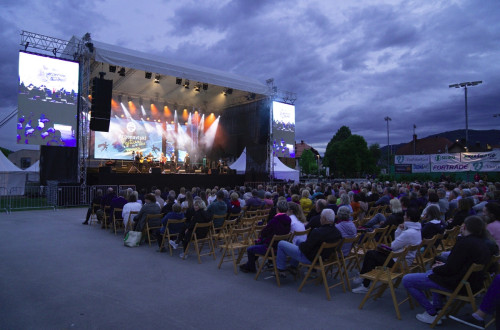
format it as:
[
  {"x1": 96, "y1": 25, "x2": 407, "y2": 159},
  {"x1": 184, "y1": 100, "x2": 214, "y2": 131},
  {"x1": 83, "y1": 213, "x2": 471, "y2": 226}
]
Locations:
[
  {"x1": 40, "y1": 146, "x2": 79, "y2": 185},
  {"x1": 99, "y1": 166, "x2": 111, "y2": 174},
  {"x1": 151, "y1": 167, "x2": 161, "y2": 174},
  {"x1": 90, "y1": 77, "x2": 113, "y2": 132}
]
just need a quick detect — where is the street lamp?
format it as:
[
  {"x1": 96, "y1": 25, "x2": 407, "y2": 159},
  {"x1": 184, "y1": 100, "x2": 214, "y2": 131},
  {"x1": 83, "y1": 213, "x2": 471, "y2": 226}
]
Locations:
[
  {"x1": 384, "y1": 116, "x2": 391, "y2": 171},
  {"x1": 316, "y1": 154, "x2": 320, "y2": 177},
  {"x1": 449, "y1": 81, "x2": 482, "y2": 148}
]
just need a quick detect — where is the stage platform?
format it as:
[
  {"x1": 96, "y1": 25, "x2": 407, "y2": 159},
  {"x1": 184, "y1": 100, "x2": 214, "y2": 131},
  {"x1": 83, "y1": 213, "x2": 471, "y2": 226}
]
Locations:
[{"x1": 87, "y1": 171, "x2": 246, "y2": 191}]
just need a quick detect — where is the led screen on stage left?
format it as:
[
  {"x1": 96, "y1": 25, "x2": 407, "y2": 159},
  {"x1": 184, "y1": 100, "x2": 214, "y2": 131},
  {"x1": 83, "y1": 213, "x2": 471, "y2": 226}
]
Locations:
[
  {"x1": 94, "y1": 118, "x2": 163, "y2": 160},
  {"x1": 272, "y1": 101, "x2": 295, "y2": 158},
  {"x1": 17, "y1": 52, "x2": 79, "y2": 147}
]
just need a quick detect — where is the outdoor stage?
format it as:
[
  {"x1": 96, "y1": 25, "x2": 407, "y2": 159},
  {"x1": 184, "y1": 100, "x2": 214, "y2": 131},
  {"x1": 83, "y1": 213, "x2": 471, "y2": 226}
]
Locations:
[{"x1": 86, "y1": 170, "x2": 246, "y2": 191}]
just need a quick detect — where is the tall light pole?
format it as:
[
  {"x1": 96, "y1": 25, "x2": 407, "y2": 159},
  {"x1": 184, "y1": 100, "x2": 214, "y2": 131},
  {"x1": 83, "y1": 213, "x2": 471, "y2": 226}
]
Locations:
[
  {"x1": 384, "y1": 116, "x2": 391, "y2": 171},
  {"x1": 449, "y1": 81, "x2": 482, "y2": 148}
]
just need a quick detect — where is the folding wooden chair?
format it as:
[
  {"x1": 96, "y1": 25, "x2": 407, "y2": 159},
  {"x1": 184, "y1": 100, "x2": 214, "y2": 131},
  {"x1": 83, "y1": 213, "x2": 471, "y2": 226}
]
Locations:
[
  {"x1": 218, "y1": 226, "x2": 253, "y2": 274},
  {"x1": 183, "y1": 222, "x2": 216, "y2": 263},
  {"x1": 103, "y1": 205, "x2": 111, "y2": 229},
  {"x1": 254, "y1": 233, "x2": 291, "y2": 287},
  {"x1": 125, "y1": 211, "x2": 138, "y2": 232},
  {"x1": 483, "y1": 254, "x2": 500, "y2": 288},
  {"x1": 159, "y1": 218, "x2": 186, "y2": 256},
  {"x1": 338, "y1": 234, "x2": 362, "y2": 290},
  {"x1": 112, "y1": 208, "x2": 124, "y2": 235},
  {"x1": 429, "y1": 263, "x2": 487, "y2": 328},
  {"x1": 212, "y1": 213, "x2": 227, "y2": 229},
  {"x1": 438, "y1": 226, "x2": 460, "y2": 252},
  {"x1": 289, "y1": 228, "x2": 311, "y2": 244},
  {"x1": 358, "y1": 248, "x2": 410, "y2": 320},
  {"x1": 88, "y1": 203, "x2": 101, "y2": 226},
  {"x1": 416, "y1": 236, "x2": 439, "y2": 271},
  {"x1": 298, "y1": 240, "x2": 346, "y2": 300},
  {"x1": 213, "y1": 218, "x2": 237, "y2": 249},
  {"x1": 144, "y1": 213, "x2": 163, "y2": 247},
  {"x1": 382, "y1": 225, "x2": 397, "y2": 245}
]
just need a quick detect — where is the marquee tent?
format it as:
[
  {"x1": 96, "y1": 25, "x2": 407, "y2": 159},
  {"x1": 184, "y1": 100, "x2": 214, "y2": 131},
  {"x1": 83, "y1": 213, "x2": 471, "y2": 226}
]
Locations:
[
  {"x1": 229, "y1": 149, "x2": 299, "y2": 182},
  {"x1": 24, "y1": 160, "x2": 40, "y2": 182},
  {"x1": 0, "y1": 152, "x2": 26, "y2": 196}
]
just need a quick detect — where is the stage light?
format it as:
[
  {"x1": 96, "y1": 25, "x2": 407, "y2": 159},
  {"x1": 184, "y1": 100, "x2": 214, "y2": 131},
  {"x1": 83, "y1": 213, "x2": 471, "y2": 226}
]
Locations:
[
  {"x1": 154, "y1": 74, "x2": 160, "y2": 84},
  {"x1": 194, "y1": 83, "x2": 201, "y2": 92},
  {"x1": 176, "y1": 77, "x2": 182, "y2": 85},
  {"x1": 118, "y1": 68, "x2": 126, "y2": 76},
  {"x1": 118, "y1": 94, "x2": 122, "y2": 103},
  {"x1": 202, "y1": 83, "x2": 208, "y2": 91},
  {"x1": 223, "y1": 88, "x2": 233, "y2": 96},
  {"x1": 109, "y1": 65, "x2": 116, "y2": 73},
  {"x1": 121, "y1": 114, "x2": 124, "y2": 118},
  {"x1": 145, "y1": 72, "x2": 152, "y2": 79},
  {"x1": 128, "y1": 96, "x2": 132, "y2": 102},
  {"x1": 184, "y1": 79, "x2": 190, "y2": 89}
]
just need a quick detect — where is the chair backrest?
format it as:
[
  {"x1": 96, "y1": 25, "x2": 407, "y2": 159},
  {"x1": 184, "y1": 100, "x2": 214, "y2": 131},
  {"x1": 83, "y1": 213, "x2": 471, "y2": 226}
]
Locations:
[
  {"x1": 314, "y1": 240, "x2": 343, "y2": 264},
  {"x1": 227, "y1": 212, "x2": 242, "y2": 220},
  {"x1": 239, "y1": 216, "x2": 259, "y2": 229},
  {"x1": 113, "y1": 208, "x2": 123, "y2": 220},
  {"x1": 228, "y1": 226, "x2": 253, "y2": 245},
  {"x1": 212, "y1": 213, "x2": 227, "y2": 228},
  {"x1": 386, "y1": 248, "x2": 409, "y2": 273},
  {"x1": 192, "y1": 221, "x2": 213, "y2": 236},
  {"x1": 145, "y1": 213, "x2": 163, "y2": 229},
  {"x1": 166, "y1": 218, "x2": 186, "y2": 227},
  {"x1": 266, "y1": 233, "x2": 292, "y2": 251},
  {"x1": 245, "y1": 210, "x2": 258, "y2": 217},
  {"x1": 289, "y1": 228, "x2": 311, "y2": 243}
]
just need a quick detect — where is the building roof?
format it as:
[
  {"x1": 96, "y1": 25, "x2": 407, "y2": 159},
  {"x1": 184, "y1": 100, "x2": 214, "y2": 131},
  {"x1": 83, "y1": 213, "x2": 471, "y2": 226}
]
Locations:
[
  {"x1": 295, "y1": 140, "x2": 320, "y2": 158},
  {"x1": 396, "y1": 135, "x2": 453, "y2": 155}
]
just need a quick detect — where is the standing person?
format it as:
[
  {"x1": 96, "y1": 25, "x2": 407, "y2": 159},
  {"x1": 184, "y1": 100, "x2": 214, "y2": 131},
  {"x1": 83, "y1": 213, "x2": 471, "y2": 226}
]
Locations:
[
  {"x1": 239, "y1": 200, "x2": 291, "y2": 273},
  {"x1": 403, "y1": 216, "x2": 492, "y2": 325},
  {"x1": 82, "y1": 189, "x2": 103, "y2": 225}
]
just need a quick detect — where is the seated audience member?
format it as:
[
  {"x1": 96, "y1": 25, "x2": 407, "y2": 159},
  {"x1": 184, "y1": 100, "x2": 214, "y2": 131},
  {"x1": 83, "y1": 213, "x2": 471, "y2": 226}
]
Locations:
[
  {"x1": 207, "y1": 190, "x2": 228, "y2": 228},
  {"x1": 155, "y1": 203, "x2": 185, "y2": 251},
  {"x1": 446, "y1": 198, "x2": 473, "y2": 229},
  {"x1": 82, "y1": 189, "x2": 103, "y2": 225},
  {"x1": 133, "y1": 194, "x2": 161, "y2": 232},
  {"x1": 110, "y1": 190, "x2": 128, "y2": 217},
  {"x1": 374, "y1": 188, "x2": 392, "y2": 206},
  {"x1": 181, "y1": 191, "x2": 194, "y2": 212},
  {"x1": 403, "y1": 216, "x2": 492, "y2": 325},
  {"x1": 228, "y1": 192, "x2": 242, "y2": 216},
  {"x1": 263, "y1": 192, "x2": 274, "y2": 209},
  {"x1": 337, "y1": 193, "x2": 354, "y2": 215},
  {"x1": 306, "y1": 199, "x2": 328, "y2": 230},
  {"x1": 154, "y1": 189, "x2": 165, "y2": 208},
  {"x1": 352, "y1": 207, "x2": 422, "y2": 294},
  {"x1": 276, "y1": 209, "x2": 342, "y2": 276},
  {"x1": 325, "y1": 194, "x2": 339, "y2": 214},
  {"x1": 122, "y1": 192, "x2": 142, "y2": 229},
  {"x1": 437, "y1": 188, "x2": 449, "y2": 220},
  {"x1": 246, "y1": 189, "x2": 264, "y2": 210},
  {"x1": 161, "y1": 195, "x2": 176, "y2": 214},
  {"x1": 484, "y1": 202, "x2": 500, "y2": 249},
  {"x1": 449, "y1": 274, "x2": 500, "y2": 329},
  {"x1": 287, "y1": 202, "x2": 307, "y2": 245},
  {"x1": 421, "y1": 192, "x2": 440, "y2": 220},
  {"x1": 101, "y1": 187, "x2": 116, "y2": 219},
  {"x1": 291, "y1": 194, "x2": 300, "y2": 204},
  {"x1": 239, "y1": 200, "x2": 291, "y2": 273},
  {"x1": 335, "y1": 206, "x2": 357, "y2": 256},
  {"x1": 176, "y1": 199, "x2": 211, "y2": 258},
  {"x1": 177, "y1": 187, "x2": 186, "y2": 203},
  {"x1": 299, "y1": 189, "x2": 313, "y2": 214},
  {"x1": 364, "y1": 198, "x2": 404, "y2": 230},
  {"x1": 421, "y1": 205, "x2": 446, "y2": 240}
]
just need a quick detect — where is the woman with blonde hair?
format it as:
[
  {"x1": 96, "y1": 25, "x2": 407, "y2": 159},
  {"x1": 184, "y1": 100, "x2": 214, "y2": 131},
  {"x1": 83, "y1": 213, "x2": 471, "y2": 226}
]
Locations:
[{"x1": 300, "y1": 189, "x2": 313, "y2": 213}]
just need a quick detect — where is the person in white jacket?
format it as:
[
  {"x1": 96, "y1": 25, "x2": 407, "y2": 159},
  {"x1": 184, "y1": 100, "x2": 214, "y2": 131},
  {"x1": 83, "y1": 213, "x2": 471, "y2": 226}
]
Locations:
[
  {"x1": 352, "y1": 207, "x2": 422, "y2": 293},
  {"x1": 122, "y1": 192, "x2": 143, "y2": 230}
]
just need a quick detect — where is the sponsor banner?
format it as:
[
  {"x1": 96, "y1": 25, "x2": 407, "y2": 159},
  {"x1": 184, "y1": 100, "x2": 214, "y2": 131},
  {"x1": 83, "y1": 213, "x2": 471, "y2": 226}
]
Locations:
[
  {"x1": 412, "y1": 163, "x2": 430, "y2": 173},
  {"x1": 471, "y1": 161, "x2": 500, "y2": 172},
  {"x1": 395, "y1": 164, "x2": 412, "y2": 173},
  {"x1": 431, "y1": 162, "x2": 470, "y2": 172},
  {"x1": 394, "y1": 155, "x2": 429, "y2": 165},
  {"x1": 430, "y1": 153, "x2": 461, "y2": 165},
  {"x1": 461, "y1": 151, "x2": 500, "y2": 163}
]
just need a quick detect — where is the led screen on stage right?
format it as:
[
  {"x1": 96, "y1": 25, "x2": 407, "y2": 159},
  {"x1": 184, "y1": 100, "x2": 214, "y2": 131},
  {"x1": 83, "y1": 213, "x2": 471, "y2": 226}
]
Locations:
[{"x1": 272, "y1": 101, "x2": 295, "y2": 158}]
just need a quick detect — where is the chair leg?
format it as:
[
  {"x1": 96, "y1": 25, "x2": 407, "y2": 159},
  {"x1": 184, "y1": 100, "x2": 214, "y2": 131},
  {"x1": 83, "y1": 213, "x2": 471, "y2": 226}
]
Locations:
[
  {"x1": 272, "y1": 257, "x2": 280, "y2": 287},
  {"x1": 218, "y1": 247, "x2": 227, "y2": 269},
  {"x1": 298, "y1": 266, "x2": 313, "y2": 292},
  {"x1": 388, "y1": 281, "x2": 401, "y2": 320},
  {"x1": 359, "y1": 280, "x2": 377, "y2": 310},
  {"x1": 321, "y1": 268, "x2": 331, "y2": 301}
]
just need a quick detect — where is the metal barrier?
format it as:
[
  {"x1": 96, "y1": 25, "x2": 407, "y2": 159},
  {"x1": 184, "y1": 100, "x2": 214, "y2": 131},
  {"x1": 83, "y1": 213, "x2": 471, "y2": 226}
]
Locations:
[
  {"x1": 0, "y1": 187, "x2": 8, "y2": 213},
  {"x1": 7, "y1": 186, "x2": 56, "y2": 213}
]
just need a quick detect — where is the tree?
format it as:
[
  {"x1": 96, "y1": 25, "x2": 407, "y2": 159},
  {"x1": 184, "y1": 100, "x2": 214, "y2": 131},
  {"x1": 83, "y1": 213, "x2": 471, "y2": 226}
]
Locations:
[
  {"x1": 323, "y1": 126, "x2": 352, "y2": 174},
  {"x1": 299, "y1": 148, "x2": 318, "y2": 175}
]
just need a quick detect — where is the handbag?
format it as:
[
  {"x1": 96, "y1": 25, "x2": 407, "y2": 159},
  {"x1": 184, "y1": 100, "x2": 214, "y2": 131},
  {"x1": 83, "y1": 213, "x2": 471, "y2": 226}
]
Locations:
[
  {"x1": 376, "y1": 244, "x2": 393, "y2": 255},
  {"x1": 124, "y1": 231, "x2": 142, "y2": 247}
]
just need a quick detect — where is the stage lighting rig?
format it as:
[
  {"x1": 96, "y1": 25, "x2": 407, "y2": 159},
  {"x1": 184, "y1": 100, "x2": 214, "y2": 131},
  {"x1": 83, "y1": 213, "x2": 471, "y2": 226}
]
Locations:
[
  {"x1": 202, "y1": 83, "x2": 208, "y2": 91},
  {"x1": 145, "y1": 72, "x2": 152, "y2": 79},
  {"x1": 194, "y1": 83, "x2": 201, "y2": 92},
  {"x1": 118, "y1": 68, "x2": 126, "y2": 76},
  {"x1": 24, "y1": 42, "x2": 29, "y2": 51},
  {"x1": 154, "y1": 74, "x2": 161, "y2": 83},
  {"x1": 184, "y1": 79, "x2": 190, "y2": 89},
  {"x1": 223, "y1": 88, "x2": 233, "y2": 96},
  {"x1": 176, "y1": 77, "x2": 182, "y2": 85}
]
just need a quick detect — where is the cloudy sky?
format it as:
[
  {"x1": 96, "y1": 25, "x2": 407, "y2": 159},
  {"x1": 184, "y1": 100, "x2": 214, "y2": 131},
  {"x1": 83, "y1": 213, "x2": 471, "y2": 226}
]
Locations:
[{"x1": 1, "y1": 0, "x2": 499, "y2": 154}]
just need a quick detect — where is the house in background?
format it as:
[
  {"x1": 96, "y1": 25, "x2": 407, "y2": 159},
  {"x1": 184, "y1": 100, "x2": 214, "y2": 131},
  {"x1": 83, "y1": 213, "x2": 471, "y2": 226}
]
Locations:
[
  {"x1": 396, "y1": 135, "x2": 453, "y2": 155},
  {"x1": 280, "y1": 140, "x2": 321, "y2": 174},
  {"x1": 8, "y1": 149, "x2": 40, "y2": 169}
]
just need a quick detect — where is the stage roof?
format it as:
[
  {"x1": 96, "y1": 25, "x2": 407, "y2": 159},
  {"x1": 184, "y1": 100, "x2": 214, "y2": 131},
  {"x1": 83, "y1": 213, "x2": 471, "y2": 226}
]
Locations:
[{"x1": 75, "y1": 37, "x2": 269, "y2": 112}]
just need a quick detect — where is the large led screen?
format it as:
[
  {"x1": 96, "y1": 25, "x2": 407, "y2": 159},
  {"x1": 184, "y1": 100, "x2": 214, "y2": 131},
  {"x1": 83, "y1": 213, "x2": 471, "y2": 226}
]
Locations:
[
  {"x1": 17, "y1": 52, "x2": 79, "y2": 147},
  {"x1": 272, "y1": 101, "x2": 295, "y2": 158},
  {"x1": 94, "y1": 118, "x2": 163, "y2": 160}
]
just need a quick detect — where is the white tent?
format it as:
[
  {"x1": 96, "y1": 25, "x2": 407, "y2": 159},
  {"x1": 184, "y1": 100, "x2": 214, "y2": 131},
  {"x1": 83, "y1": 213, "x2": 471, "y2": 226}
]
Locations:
[
  {"x1": 0, "y1": 152, "x2": 26, "y2": 196},
  {"x1": 24, "y1": 160, "x2": 40, "y2": 182},
  {"x1": 229, "y1": 148, "x2": 246, "y2": 174},
  {"x1": 229, "y1": 148, "x2": 299, "y2": 182}
]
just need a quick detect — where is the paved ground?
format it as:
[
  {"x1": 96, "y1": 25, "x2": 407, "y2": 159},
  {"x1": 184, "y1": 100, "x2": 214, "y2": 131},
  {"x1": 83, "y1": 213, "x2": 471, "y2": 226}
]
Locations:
[{"x1": 0, "y1": 208, "x2": 477, "y2": 329}]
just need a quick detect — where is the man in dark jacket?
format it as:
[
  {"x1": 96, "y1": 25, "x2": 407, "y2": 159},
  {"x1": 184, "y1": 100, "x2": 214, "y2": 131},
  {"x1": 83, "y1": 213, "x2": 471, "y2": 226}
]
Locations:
[
  {"x1": 133, "y1": 194, "x2": 161, "y2": 232},
  {"x1": 403, "y1": 216, "x2": 491, "y2": 325},
  {"x1": 239, "y1": 200, "x2": 291, "y2": 273},
  {"x1": 276, "y1": 208, "x2": 342, "y2": 273}
]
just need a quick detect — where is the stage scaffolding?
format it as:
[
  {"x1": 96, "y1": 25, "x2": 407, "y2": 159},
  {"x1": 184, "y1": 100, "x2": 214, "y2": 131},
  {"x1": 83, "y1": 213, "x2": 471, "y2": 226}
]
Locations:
[{"x1": 20, "y1": 31, "x2": 92, "y2": 196}]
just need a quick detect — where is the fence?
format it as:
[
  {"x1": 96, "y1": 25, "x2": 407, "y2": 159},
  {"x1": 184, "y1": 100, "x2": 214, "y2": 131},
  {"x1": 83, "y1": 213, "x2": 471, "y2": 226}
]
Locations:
[{"x1": 1, "y1": 184, "x2": 139, "y2": 214}]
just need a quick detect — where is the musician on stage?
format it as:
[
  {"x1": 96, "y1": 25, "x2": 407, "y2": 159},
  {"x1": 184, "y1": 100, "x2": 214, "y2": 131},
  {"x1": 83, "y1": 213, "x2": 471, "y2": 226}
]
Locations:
[
  {"x1": 159, "y1": 152, "x2": 167, "y2": 170},
  {"x1": 184, "y1": 153, "x2": 190, "y2": 171},
  {"x1": 171, "y1": 152, "x2": 177, "y2": 172}
]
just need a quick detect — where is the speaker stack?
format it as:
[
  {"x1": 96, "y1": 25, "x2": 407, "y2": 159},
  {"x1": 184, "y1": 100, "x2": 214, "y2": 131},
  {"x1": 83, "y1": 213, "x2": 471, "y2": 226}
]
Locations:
[{"x1": 89, "y1": 76, "x2": 113, "y2": 132}]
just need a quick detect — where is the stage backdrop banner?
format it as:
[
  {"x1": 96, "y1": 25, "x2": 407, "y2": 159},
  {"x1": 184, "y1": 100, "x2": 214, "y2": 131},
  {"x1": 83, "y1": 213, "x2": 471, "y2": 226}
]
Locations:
[
  {"x1": 461, "y1": 151, "x2": 500, "y2": 163},
  {"x1": 394, "y1": 155, "x2": 430, "y2": 165}
]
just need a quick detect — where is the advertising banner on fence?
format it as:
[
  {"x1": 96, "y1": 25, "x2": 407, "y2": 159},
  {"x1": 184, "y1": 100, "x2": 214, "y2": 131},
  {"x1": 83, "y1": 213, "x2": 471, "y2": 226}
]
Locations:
[
  {"x1": 395, "y1": 164, "x2": 412, "y2": 173},
  {"x1": 430, "y1": 153, "x2": 461, "y2": 165},
  {"x1": 394, "y1": 155, "x2": 430, "y2": 165},
  {"x1": 461, "y1": 151, "x2": 500, "y2": 163},
  {"x1": 412, "y1": 163, "x2": 431, "y2": 173},
  {"x1": 469, "y1": 161, "x2": 500, "y2": 172}
]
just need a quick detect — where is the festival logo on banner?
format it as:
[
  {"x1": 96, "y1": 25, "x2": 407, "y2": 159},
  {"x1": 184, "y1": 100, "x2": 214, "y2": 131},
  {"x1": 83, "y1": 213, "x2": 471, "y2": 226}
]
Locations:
[
  {"x1": 395, "y1": 155, "x2": 429, "y2": 165},
  {"x1": 461, "y1": 151, "x2": 500, "y2": 163},
  {"x1": 412, "y1": 163, "x2": 430, "y2": 173},
  {"x1": 431, "y1": 153, "x2": 460, "y2": 164},
  {"x1": 476, "y1": 161, "x2": 500, "y2": 172},
  {"x1": 472, "y1": 162, "x2": 484, "y2": 172}
]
